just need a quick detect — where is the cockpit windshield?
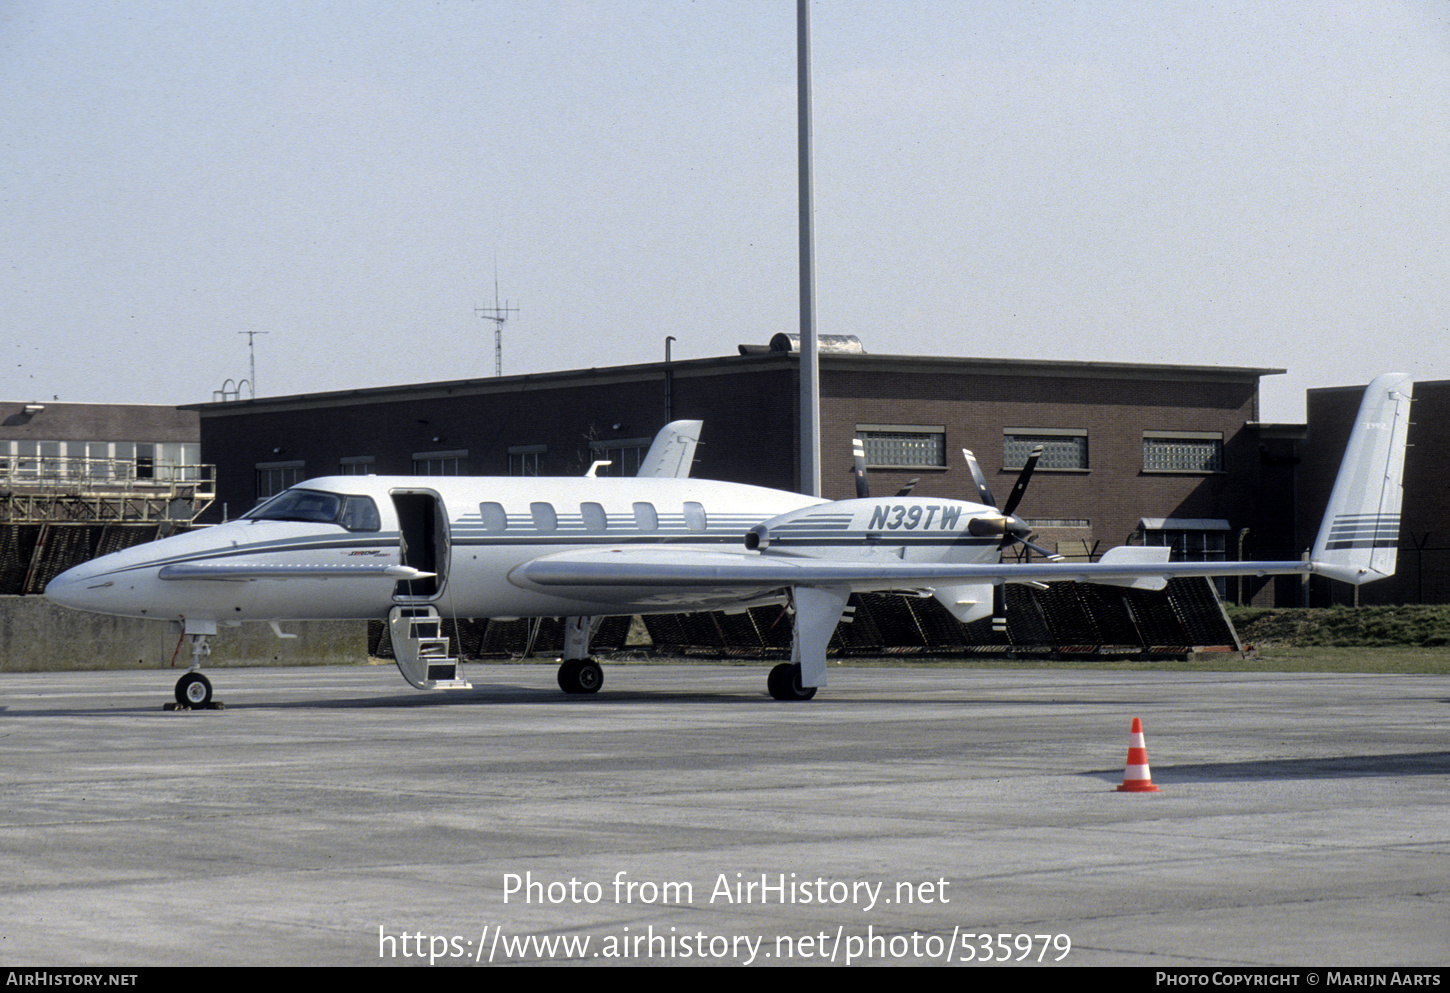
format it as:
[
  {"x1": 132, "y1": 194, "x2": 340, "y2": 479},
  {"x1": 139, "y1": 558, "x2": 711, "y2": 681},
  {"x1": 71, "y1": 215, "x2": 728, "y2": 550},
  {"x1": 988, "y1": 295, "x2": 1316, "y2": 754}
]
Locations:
[{"x1": 243, "y1": 489, "x2": 381, "y2": 532}]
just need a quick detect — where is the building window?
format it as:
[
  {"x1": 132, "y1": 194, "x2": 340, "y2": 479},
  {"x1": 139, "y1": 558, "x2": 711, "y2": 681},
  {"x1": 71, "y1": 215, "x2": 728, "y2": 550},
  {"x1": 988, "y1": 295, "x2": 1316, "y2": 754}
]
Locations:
[
  {"x1": 1143, "y1": 525, "x2": 1228, "y2": 561},
  {"x1": 508, "y1": 445, "x2": 545, "y2": 477},
  {"x1": 12, "y1": 441, "x2": 39, "y2": 478},
  {"x1": 156, "y1": 442, "x2": 201, "y2": 481},
  {"x1": 855, "y1": 425, "x2": 947, "y2": 469},
  {"x1": 590, "y1": 438, "x2": 651, "y2": 477},
  {"x1": 133, "y1": 443, "x2": 154, "y2": 480},
  {"x1": 413, "y1": 449, "x2": 467, "y2": 476},
  {"x1": 256, "y1": 461, "x2": 305, "y2": 501},
  {"x1": 1143, "y1": 433, "x2": 1223, "y2": 473},
  {"x1": 339, "y1": 456, "x2": 374, "y2": 476},
  {"x1": 1004, "y1": 429, "x2": 1088, "y2": 470},
  {"x1": 1142, "y1": 518, "x2": 1230, "y2": 596},
  {"x1": 83, "y1": 441, "x2": 112, "y2": 479}
]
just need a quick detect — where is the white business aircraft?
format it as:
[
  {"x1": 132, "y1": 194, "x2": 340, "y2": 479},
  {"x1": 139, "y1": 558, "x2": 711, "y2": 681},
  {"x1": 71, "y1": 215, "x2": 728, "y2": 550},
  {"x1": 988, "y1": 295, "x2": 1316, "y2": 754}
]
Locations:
[{"x1": 46, "y1": 374, "x2": 1412, "y2": 706}]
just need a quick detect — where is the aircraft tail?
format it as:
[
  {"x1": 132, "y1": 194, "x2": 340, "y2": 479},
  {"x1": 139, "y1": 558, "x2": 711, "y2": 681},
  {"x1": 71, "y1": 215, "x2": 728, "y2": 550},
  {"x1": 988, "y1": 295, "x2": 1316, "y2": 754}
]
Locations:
[
  {"x1": 1309, "y1": 373, "x2": 1413, "y2": 585},
  {"x1": 637, "y1": 420, "x2": 702, "y2": 479}
]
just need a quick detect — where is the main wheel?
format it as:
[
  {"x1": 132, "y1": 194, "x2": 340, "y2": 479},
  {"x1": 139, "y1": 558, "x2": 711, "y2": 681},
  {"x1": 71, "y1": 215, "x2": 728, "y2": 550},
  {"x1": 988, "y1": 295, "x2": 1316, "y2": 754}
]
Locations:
[
  {"x1": 766, "y1": 662, "x2": 787, "y2": 698},
  {"x1": 557, "y1": 659, "x2": 580, "y2": 692},
  {"x1": 767, "y1": 662, "x2": 816, "y2": 701},
  {"x1": 573, "y1": 659, "x2": 602, "y2": 693},
  {"x1": 175, "y1": 672, "x2": 212, "y2": 707},
  {"x1": 557, "y1": 659, "x2": 603, "y2": 695}
]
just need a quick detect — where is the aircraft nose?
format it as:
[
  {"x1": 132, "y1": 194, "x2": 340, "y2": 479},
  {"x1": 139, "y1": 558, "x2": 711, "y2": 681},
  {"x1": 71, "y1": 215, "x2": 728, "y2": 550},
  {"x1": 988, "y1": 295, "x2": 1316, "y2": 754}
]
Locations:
[{"x1": 45, "y1": 562, "x2": 111, "y2": 613}]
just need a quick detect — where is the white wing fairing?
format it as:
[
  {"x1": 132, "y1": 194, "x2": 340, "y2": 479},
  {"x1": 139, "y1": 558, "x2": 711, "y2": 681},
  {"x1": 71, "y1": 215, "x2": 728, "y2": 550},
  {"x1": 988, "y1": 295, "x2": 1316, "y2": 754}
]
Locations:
[{"x1": 44, "y1": 381, "x2": 1412, "y2": 704}]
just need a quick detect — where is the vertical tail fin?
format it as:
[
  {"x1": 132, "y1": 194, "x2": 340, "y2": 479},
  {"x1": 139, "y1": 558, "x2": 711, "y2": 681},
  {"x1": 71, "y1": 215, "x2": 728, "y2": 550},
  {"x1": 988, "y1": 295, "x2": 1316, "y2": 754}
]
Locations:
[
  {"x1": 637, "y1": 420, "x2": 703, "y2": 478},
  {"x1": 1310, "y1": 373, "x2": 1413, "y2": 584}
]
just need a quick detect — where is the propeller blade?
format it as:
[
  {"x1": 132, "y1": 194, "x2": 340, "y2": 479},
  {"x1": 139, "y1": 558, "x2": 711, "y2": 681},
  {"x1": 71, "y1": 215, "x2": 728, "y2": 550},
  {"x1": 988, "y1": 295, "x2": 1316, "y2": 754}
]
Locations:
[
  {"x1": 992, "y1": 583, "x2": 1007, "y2": 635},
  {"x1": 894, "y1": 478, "x2": 920, "y2": 498},
  {"x1": 1001, "y1": 445, "x2": 1042, "y2": 517},
  {"x1": 1020, "y1": 538, "x2": 1063, "y2": 561},
  {"x1": 961, "y1": 449, "x2": 996, "y2": 508},
  {"x1": 851, "y1": 438, "x2": 870, "y2": 499}
]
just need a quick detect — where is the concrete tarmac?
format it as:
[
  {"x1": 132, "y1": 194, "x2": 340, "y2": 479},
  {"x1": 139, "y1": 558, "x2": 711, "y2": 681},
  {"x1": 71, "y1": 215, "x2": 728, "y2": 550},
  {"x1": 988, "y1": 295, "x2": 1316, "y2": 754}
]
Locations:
[{"x1": 1, "y1": 661, "x2": 1446, "y2": 968}]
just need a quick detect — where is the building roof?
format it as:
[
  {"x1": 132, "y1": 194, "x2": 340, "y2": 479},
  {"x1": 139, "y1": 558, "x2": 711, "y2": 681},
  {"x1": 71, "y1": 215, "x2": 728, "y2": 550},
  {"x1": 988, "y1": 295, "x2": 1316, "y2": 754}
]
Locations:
[
  {"x1": 1, "y1": 401, "x2": 199, "y2": 441},
  {"x1": 185, "y1": 351, "x2": 1286, "y2": 417}
]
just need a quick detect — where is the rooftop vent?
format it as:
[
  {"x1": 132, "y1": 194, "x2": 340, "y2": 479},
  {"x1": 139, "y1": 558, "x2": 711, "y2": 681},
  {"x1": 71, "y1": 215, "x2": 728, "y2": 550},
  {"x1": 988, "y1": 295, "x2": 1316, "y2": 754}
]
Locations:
[{"x1": 738, "y1": 333, "x2": 866, "y2": 356}]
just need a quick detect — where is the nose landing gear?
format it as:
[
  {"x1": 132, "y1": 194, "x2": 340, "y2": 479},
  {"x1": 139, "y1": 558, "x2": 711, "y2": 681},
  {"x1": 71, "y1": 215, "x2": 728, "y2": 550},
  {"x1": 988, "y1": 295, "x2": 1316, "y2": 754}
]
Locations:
[
  {"x1": 165, "y1": 623, "x2": 224, "y2": 711},
  {"x1": 175, "y1": 670, "x2": 213, "y2": 707}
]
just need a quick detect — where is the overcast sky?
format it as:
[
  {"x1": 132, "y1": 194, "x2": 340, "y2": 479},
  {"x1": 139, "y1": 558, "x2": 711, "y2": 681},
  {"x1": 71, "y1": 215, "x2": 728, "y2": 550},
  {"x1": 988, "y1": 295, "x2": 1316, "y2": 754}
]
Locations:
[{"x1": 2, "y1": 0, "x2": 1446, "y2": 421}]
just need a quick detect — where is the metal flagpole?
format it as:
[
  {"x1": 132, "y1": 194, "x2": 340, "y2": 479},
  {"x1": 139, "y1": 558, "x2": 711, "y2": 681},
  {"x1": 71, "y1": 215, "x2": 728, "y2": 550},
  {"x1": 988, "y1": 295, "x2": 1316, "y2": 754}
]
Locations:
[{"x1": 797, "y1": 0, "x2": 821, "y2": 497}]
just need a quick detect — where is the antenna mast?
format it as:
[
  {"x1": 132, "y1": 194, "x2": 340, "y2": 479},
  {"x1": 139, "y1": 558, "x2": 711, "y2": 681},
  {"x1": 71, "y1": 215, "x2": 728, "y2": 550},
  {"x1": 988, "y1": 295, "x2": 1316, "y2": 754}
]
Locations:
[
  {"x1": 237, "y1": 330, "x2": 268, "y2": 398},
  {"x1": 475, "y1": 265, "x2": 518, "y2": 377}
]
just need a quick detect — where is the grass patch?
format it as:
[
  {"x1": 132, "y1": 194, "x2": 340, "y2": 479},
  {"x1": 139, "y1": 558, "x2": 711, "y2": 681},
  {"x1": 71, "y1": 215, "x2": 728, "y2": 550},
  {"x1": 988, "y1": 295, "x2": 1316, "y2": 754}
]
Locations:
[
  {"x1": 812, "y1": 649, "x2": 1450, "y2": 675},
  {"x1": 1227, "y1": 604, "x2": 1450, "y2": 648}
]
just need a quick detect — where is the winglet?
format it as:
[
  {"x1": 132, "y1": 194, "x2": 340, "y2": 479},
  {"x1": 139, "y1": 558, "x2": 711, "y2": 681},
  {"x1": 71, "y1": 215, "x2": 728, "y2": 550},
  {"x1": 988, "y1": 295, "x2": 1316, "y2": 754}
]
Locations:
[
  {"x1": 1310, "y1": 373, "x2": 1413, "y2": 585},
  {"x1": 637, "y1": 420, "x2": 703, "y2": 478}
]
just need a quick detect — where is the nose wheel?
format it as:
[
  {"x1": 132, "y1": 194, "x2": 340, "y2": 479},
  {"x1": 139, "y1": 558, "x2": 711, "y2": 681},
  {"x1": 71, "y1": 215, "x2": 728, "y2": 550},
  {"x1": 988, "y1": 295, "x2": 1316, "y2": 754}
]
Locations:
[{"x1": 173, "y1": 671, "x2": 214, "y2": 708}]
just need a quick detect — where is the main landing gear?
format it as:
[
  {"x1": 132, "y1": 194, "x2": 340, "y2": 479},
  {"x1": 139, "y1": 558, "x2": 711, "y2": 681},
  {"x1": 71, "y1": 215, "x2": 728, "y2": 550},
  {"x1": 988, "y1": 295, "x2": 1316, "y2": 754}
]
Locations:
[
  {"x1": 557, "y1": 657, "x2": 603, "y2": 695},
  {"x1": 767, "y1": 662, "x2": 816, "y2": 701},
  {"x1": 555, "y1": 615, "x2": 604, "y2": 695}
]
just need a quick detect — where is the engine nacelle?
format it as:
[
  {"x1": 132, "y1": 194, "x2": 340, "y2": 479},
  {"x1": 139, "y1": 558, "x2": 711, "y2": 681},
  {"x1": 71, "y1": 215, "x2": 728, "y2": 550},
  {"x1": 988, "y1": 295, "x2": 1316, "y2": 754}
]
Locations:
[{"x1": 743, "y1": 497, "x2": 1001, "y2": 566}]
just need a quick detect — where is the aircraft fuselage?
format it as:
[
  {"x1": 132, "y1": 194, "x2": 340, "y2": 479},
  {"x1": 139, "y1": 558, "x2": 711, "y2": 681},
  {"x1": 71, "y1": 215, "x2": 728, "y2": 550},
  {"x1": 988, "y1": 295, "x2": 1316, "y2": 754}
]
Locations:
[{"x1": 44, "y1": 475, "x2": 1005, "y2": 627}]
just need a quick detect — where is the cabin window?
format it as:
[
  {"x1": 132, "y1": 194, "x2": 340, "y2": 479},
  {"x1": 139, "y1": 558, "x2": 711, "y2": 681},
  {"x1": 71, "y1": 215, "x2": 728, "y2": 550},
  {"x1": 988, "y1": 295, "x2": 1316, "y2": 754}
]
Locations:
[
  {"x1": 580, "y1": 502, "x2": 608, "y2": 532},
  {"x1": 1003, "y1": 429, "x2": 1089, "y2": 470},
  {"x1": 633, "y1": 502, "x2": 658, "y2": 532},
  {"x1": 683, "y1": 501, "x2": 707, "y2": 531},
  {"x1": 245, "y1": 487, "x2": 341, "y2": 524},
  {"x1": 479, "y1": 502, "x2": 508, "y2": 531},
  {"x1": 530, "y1": 502, "x2": 558, "y2": 532},
  {"x1": 340, "y1": 496, "x2": 381, "y2": 532}
]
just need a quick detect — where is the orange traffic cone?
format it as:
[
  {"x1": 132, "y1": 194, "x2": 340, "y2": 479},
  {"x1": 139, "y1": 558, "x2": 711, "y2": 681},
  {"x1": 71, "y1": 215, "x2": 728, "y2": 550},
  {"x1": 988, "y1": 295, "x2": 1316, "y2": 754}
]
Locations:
[{"x1": 1116, "y1": 717, "x2": 1160, "y2": 792}]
